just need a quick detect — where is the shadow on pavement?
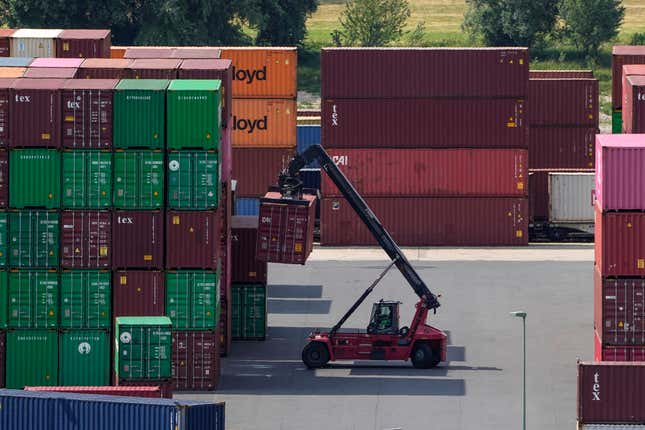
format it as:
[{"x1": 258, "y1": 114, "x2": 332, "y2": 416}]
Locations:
[
  {"x1": 268, "y1": 284, "x2": 324, "y2": 299},
  {"x1": 268, "y1": 298, "x2": 332, "y2": 314}
]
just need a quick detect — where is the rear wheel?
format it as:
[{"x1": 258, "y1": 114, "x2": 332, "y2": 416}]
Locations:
[
  {"x1": 411, "y1": 343, "x2": 439, "y2": 369},
  {"x1": 302, "y1": 341, "x2": 330, "y2": 369}
]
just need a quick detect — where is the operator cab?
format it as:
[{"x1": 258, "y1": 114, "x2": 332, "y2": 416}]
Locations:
[{"x1": 367, "y1": 300, "x2": 402, "y2": 335}]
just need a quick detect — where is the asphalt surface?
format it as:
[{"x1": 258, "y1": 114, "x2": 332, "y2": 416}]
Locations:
[{"x1": 176, "y1": 246, "x2": 593, "y2": 430}]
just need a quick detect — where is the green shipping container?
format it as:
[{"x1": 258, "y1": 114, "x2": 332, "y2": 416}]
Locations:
[
  {"x1": 113, "y1": 150, "x2": 164, "y2": 209},
  {"x1": 231, "y1": 284, "x2": 267, "y2": 340},
  {"x1": 167, "y1": 151, "x2": 219, "y2": 209},
  {"x1": 612, "y1": 110, "x2": 623, "y2": 134},
  {"x1": 9, "y1": 210, "x2": 59, "y2": 268},
  {"x1": 6, "y1": 329, "x2": 58, "y2": 388},
  {"x1": 0, "y1": 211, "x2": 8, "y2": 267},
  {"x1": 114, "y1": 79, "x2": 169, "y2": 149},
  {"x1": 167, "y1": 80, "x2": 221, "y2": 150},
  {"x1": 9, "y1": 149, "x2": 61, "y2": 208},
  {"x1": 115, "y1": 316, "x2": 172, "y2": 380},
  {"x1": 62, "y1": 150, "x2": 112, "y2": 209},
  {"x1": 166, "y1": 270, "x2": 219, "y2": 330},
  {"x1": 59, "y1": 329, "x2": 110, "y2": 386},
  {"x1": 8, "y1": 270, "x2": 59, "y2": 328},
  {"x1": 0, "y1": 270, "x2": 7, "y2": 328},
  {"x1": 60, "y1": 270, "x2": 111, "y2": 329}
]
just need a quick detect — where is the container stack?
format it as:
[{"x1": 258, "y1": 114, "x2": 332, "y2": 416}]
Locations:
[
  {"x1": 612, "y1": 46, "x2": 645, "y2": 133},
  {"x1": 319, "y1": 48, "x2": 529, "y2": 246},
  {"x1": 2, "y1": 29, "x2": 111, "y2": 59},
  {"x1": 622, "y1": 64, "x2": 645, "y2": 133}
]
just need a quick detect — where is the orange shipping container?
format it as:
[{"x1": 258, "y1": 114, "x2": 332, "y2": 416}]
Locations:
[
  {"x1": 110, "y1": 46, "x2": 127, "y2": 59},
  {"x1": 0, "y1": 67, "x2": 25, "y2": 78},
  {"x1": 232, "y1": 98, "x2": 296, "y2": 148},
  {"x1": 220, "y1": 47, "x2": 296, "y2": 98}
]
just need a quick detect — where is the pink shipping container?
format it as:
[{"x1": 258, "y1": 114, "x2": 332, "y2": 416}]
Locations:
[
  {"x1": 61, "y1": 210, "x2": 111, "y2": 269},
  {"x1": 232, "y1": 216, "x2": 268, "y2": 284},
  {"x1": 115, "y1": 379, "x2": 172, "y2": 398},
  {"x1": 529, "y1": 127, "x2": 595, "y2": 169},
  {"x1": 112, "y1": 210, "x2": 164, "y2": 269},
  {"x1": 529, "y1": 70, "x2": 594, "y2": 79},
  {"x1": 612, "y1": 45, "x2": 645, "y2": 110},
  {"x1": 0, "y1": 331, "x2": 4, "y2": 387},
  {"x1": 56, "y1": 29, "x2": 111, "y2": 59},
  {"x1": 529, "y1": 78, "x2": 598, "y2": 126},
  {"x1": 24, "y1": 385, "x2": 164, "y2": 398},
  {"x1": 321, "y1": 48, "x2": 529, "y2": 98},
  {"x1": 321, "y1": 148, "x2": 527, "y2": 197},
  {"x1": 128, "y1": 59, "x2": 180, "y2": 79},
  {"x1": 321, "y1": 197, "x2": 528, "y2": 246},
  {"x1": 10, "y1": 78, "x2": 66, "y2": 148},
  {"x1": 321, "y1": 98, "x2": 527, "y2": 149},
  {"x1": 232, "y1": 147, "x2": 294, "y2": 197},
  {"x1": 178, "y1": 59, "x2": 233, "y2": 128},
  {"x1": 0, "y1": 29, "x2": 14, "y2": 57},
  {"x1": 172, "y1": 329, "x2": 220, "y2": 391},
  {"x1": 595, "y1": 134, "x2": 645, "y2": 211},
  {"x1": 112, "y1": 270, "x2": 165, "y2": 318},
  {"x1": 77, "y1": 58, "x2": 132, "y2": 79},
  {"x1": 622, "y1": 75, "x2": 645, "y2": 133},
  {"x1": 595, "y1": 207, "x2": 645, "y2": 277},
  {"x1": 22, "y1": 68, "x2": 78, "y2": 79},
  {"x1": 165, "y1": 210, "x2": 219, "y2": 270},
  {"x1": 0, "y1": 78, "x2": 15, "y2": 147},
  {"x1": 29, "y1": 58, "x2": 85, "y2": 68},
  {"x1": 257, "y1": 192, "x2": 316, "y2": 265}
]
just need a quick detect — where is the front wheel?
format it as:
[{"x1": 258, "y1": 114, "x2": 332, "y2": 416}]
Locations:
[
  {"x1": 302, "y1": 341, "x2": 330, "y2": 369},
  {"x1": 411, "y1": 343, "x2": 440, "y2": 369}
]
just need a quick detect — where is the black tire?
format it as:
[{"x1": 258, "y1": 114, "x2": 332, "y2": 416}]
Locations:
[
  {"x1": 302, "y1": 341, "x2": 330, "y2": 369},
  {"x1": 411, "y1": 343, "x2": 437, "y2": 369}
]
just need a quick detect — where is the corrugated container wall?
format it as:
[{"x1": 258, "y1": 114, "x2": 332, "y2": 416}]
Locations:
[
  {"x1": 113, "y1": 150, "x2": 164, "y2": 209},
  {"x1": 112, "y1": 210, "x2": 164, "y2": 269},
  {"x1": 529, "y1": 78, "x2": 599, "y2": 126},
  {"x1": 231, "y1": 216, "x2": 268, "y2": 284},
  {"x1": 6, "y1": 330, "x2": 58, "y2": 388},
  {"x1": 112, "y1": 270, "x2": 165, "y2": 317},
  {"x1": 56, "y1": 29, "x2": 111, "y2": 59},
  {"x1": 166, "y1": 211, "x2": 220, "y2": 270},
  {"x1": 59, "y1": 330, "x2": 110, "y2": 386},
  {"x1": 529, "y1": 127, "x2": 595, "y2": 169},
  {"x1": 0, "y1": 150, "x2": 7, "y2": 207},
  {"x1": 128, "y1": 59, "x2": 180, "y2": 80},
  {"x1": 60, "y1": 270, "x2": 111, "y2": 329},
  {"x1": 166, "y1": 271, "x2": 220, "y2": 330},
  {"x1": 612, "y1": 45, "x2": 645, "y2": 109},
  {"x1": 24, "y1": 386, "x2": 164, "y2": 398},
  {"x1": 235, "y1": 198, "x2": 260, "y2": 216},
  {"x1": 77, "y1": 58, "x2": 132, "y2": 79},
  {"x1": 0, "y1": 331, "x2": 4, "y2": 387},
  {"x1": 529, "y1": 70, "x2": 594, "y2": 79},
  {"x1": 232, "y1": 98, "x2": 296, "y2": 148},
  {"x1": 233, "y1": 148, "x2": 293, "y2": 196},
  {"x1": 11, "y1": 29, "x2": 62, "y2": 57},
  {"x1": 548, "y1": 172, "x2": 595, "y2": 223},
  {"x1": 0, "y1": 215, "x2": 7, "y2": 267},
  {"x1": 62, "y1": 150, "x2": 112, "y2": 209},
  {"x1": 8, "y1": 212, "x2": 59, "y2": 268},
  {"x1": 0, "y1": 29, "x2": 14, "y2": 57},
  {"x1": 167, "y1": 80, "x2": 221, "y2": 150},
  {"x1": 114, "y1": 316, "x2": 172, "y2": 380},
  {"x1": 595, "y1": 208, "x2": 645, "y2": 276},
  {"x1": 178, "y1": 59, "x2": 233, "y2": 127},
  {"x1": 10, "y1": 149, "x2": 61, "y2": 208},
  {"x1": 167, "y1": 151, "x2": 219, "y2": 210},
  {"x1": 621, "y1": 65, "x2": 645, "y2": 115},
  {"x1": 60, "y1": 211, "x2": 111, "y2": 269},
  {"x1": 0, "y1": 80, "x2": 12, "y2": 147},
  {"x1": 172, "y1": 330, "x2": 220, "y2": 390},
  {"x1": 231, "y1": 283, "x2": 267, "y2": 339},
  {"x1": 8, "y1": 270, "x2": 59, "y2": 328},
  {"x1": 595, "y1": 333, "x2": 645, "y2": 361},
  {"x1": 623, "y1": 76, "x2": 645, "y2": 133}
]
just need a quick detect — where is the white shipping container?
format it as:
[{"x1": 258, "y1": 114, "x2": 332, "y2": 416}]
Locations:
[
  {"x1": 549, "y1": 172, "x2": 595, "y2": 223},
  {"x1": 11, "y1": 29, "x2": 62, "y2": 57}
]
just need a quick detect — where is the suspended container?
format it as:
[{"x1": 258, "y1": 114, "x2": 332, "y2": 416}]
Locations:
[
  {"x1": 167, "y1": 151, "x2": 219, "y2": 210},
  {"x1": 167, "y1": 80, "x2": 221, "y2": 150},
  {"x1": 8, "y1": 211, "x2": 59, "y2": 269},
  {"x1": 60, "y1": 270, "x2": 111, "y2": 329},
  {"x1": 113, "y1": 150, "x2": 164, "y2": 209},
  {"x1": 166, "y1": 270, "x2": 220, "y2": 330},
  {"x1": 62, "y1": 150, "x2": 112, "y2": 209}
]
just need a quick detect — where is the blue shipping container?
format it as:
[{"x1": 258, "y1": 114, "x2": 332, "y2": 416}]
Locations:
[
  {"x1": 0, "y1": 389, "x2": 225, "y2": 430},
  {"x1": 235, "y1": 198, "x2": 260, "y2": 216},
  {"x1": 0, "y1": 57, "x2": 33, "y2": 67},
  {"x1": 296, "y1": 125, "x2": 321, "y2": 168}
]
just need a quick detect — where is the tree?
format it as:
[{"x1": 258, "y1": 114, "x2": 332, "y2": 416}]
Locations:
[
  {"x1": 251, "y1": 0, "x2": 318, "y2": 46},
  {"x1": 560, "y1": 0, "x2": 625, "y2": 59},
  {"x1": 333, "y1": 0, "x2": 411, "y2": 47},
  {"x1": 463, "y1": 0, "x2": 559, "y2": 47}
]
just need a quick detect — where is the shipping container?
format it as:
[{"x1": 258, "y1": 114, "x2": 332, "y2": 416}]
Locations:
[
  {"x1": 529, "y1": 78, "x2": 598, "y2": 126},
  {"x1": 11, "y1": 29, "x2": 61, "y2": 57},
  {"x1": 113, "y1": 150, "x2": 164, "y2": 209},
  {"x1": 613, "y1": 110, "x2": 623, "y2": 134},
  {"x1": 0, "y1": 67, "x2": 24, "y2": 78},
  {"x1": 110, "y1": 46, "x2": 127, "y2": 59},
  {"x1": 128, "y1": 59, "x2": 180, "y2": 80},
  {"x1": 167, "y1": 151, "x2": 219, "y2": 210},
  {"x1": 8, "y1": 270, "x2": 58, "y2": 328},
  {"x1": 172, "y1": 47, "x2": 221, "y2": 59},
  {"x1": 257, "y1": 192, "x2": 316, "y2": 264},
  {"x1": 30, "y1": 58, "x2": 84, "y2": 68},
  {"x1": 0, "y1": 331, "x2": 4, "y2": 387},
  {"x1": 24, "y1": 385, "x2": 164, "y2": 398},
  {"x1": 595, "y1": 208, "x2": 645, "y2": 276},
  {"x1": 612, "y1": 45, "x2": 645, "y2": 110},
  {"x1": 529, "y1": 170, "x2": 548, "y2": 223},
  {"x1": 172, "y1": 329, "x2": 220, "y2": 390},
  {"x1": 321, "y1": 197, "x2": 528, "y2": 246},
  {"x1": 59, "y1": 330, "x2": 110, "y2": 386},
  {"x1": 596, "y1": 334, "x2": 645, "y2": 362},
  {"x1": 220, "y1": 47, "x2": 297, "y2": 98},
  {"x1": 9, "y1": 149, "x2": 60, "y2": 208},
  {"x1": 5, "y1": 330, "x2": 58, "y2": 388},
  {"x1": 114, "y1": 79, "x2": 169, "y2": 149},
  {"x1": 116, "y1": 379, "x2": 173, "y2": 398},
  {"x1": 529, "y1": 70, "x2": 594, "y2": 79},
  {"x1": 220, "y1": 298, "x2": 231, "y2": 357},
  {"x1": 62, "y1": 151, "x2": 112, "y2": 208},
  {"x1": 60, "y1": 270, "x2": 111, "y2": 329},
  {"x1": 166, "y1": 271, "x2": 220, "y2": 330},
  {"x1": 321, "y1": 148, "x2": 527, "y2": 197},
  {"x1": 0, "y1": 390, "x2": 225, "y2": 430},
  {"x1": 61, "y1": 211, "x2": 111, "y2": 269},
  {"x1": 321, "y1": 48, "x2": 528, "y2": 99},
  {"x1": 321, "y1": 98, "x2": 527, "y2": 149},
  {"x1": 221, "y1": 122, "x2": 232, "y2": 181},
  {"x1": 62, "y1": 79, "x2": 117, "y2": 149},
  {"x1": 112, "y1": 270, "x2": 165, "y2": 317},
  {"x1": 232, "y1": 147, "x2": 293, "y2": 196},
  {"x1": 0, "y1": 214, "x2": 6, "y2": 268},
  {"x1": 231, "y1": 283, "x2": 267, "y2": 340},
  {"x1": 123, "y1": 47, "x2": 175, "y2": 59},
  {"x1": 232, "y1": 216, "x2": 268, "y2": 284},
  {"x1": 622, "y1": 65, "x2": 645, "y2": 114},
  {"x1": 0, "y1": 58, "x2": 31, "y2": 67},
  {"x1": 112, "y1": 210, "x2": 164, "y2": 269},
  {"x1": 167, "y1": 80, "x2": 221, "y2": 150},
  {"x1": 0, "y1": 271, "x2": 6, "y2": 327},
  {"x1": 529, "y1": 126, "x2": 595, "y2": 169},
  {"x1": 77, "y1": 58, "x2": 132, "y2": 79},
  {"x1": 235, "y1": 197, "x2": 260, "y2": 215},
  {"x1": 232, "y1": 98, "x2": 296, "y2": 148},
  {"x1": 22, "y1": 67, "x2": 77, "y2": 79},
  {"x1": 623, "y1": 76, "x2": 645, "y2": 133},
  {"x1": 0, "y1": 150, "x2": 7, "y2": 207},
  {"x1": 56, "y1": 29, "x2": 111, "y2": 59},
  {"x1": 549, "y1": 172, "x2": 595, "y2": 223},
  {"x1": 166, "y1": 211, "x2": 219, "y2": 270},
  {"x1": 114, "y1": 316, "x2": 172, "y2": 380},
  {"x1": 0, "y1": 79, "x2": 13, "y2": 147},
  {"x1": 296, "y1": 125, "x2": 321, "y2": 168},
  {"x1": 10, "y1": 79, "x2": 65, "y2": 148},
  {"x1": 178, "y1": 59, "x2": 233, "y2": 128},
  {"x1": 0, "y1": 29, "x2": 14, "y2": 57},
  {"x1": 8, "y1": 211, "x2": 59, "y2": 268}
]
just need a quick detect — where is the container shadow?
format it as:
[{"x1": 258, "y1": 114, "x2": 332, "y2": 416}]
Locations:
[
  {"x1": 267, "y1": 299, "x2": 331, "y2": 314},
  {"x1": 267, "y1": 284, "x2": 323, "y2": 299}
]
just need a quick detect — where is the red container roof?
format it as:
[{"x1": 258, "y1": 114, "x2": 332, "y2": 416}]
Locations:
[
  {"x1": 80, "y1": 58, "x2": 132, "y2": 69},
  {"x1": 627, "y1": 75, "x2": 645, "y2": 87},
  {"x1": 58, "y1": 29, "x2": 111, "y2": 39},
  {"x1": 179, "y1": 59, "x2": 232, "y2": 70},
  {"x1": 124, "y1": 47, "x2": 175, "y2": 59},
  {"x1": 129, "y1": 58, "x2": 182, "y2": 69},
  {"x1": 11, "y1": 78, "x2": 67, "y2": 89},
  {"x1": 30, "y1": 58, "x2": 84, "y2": 68},
  {"x1": 171, "y1": 47, "x2": 221, "y2": 59},
  {"x1": 0, "y1": 78, "x2": 16, "y2": 88},
  {"x1": 23, "y1": 68, "x2": 77, "y2": 79},
  {"x1": 597, "y1": 133, "x2": 645, "y2": 148},
  {"x1": 0, "y1": 29, "x2": 15, "y2": 37},
  {"x1": 623, "y1": 64, "x2": 645, "y2": 75},
  {"x1": 62, "y1": 79, "x2": 119, "y2": 90},
  {"x1": 613, "y1": 45, "x2": 645, "y2": 55}
]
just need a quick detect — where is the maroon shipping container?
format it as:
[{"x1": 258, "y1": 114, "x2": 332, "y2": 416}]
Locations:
[
  {"x1": 232, "y1": 147, "x2": 294, "y2": 197},
  {"x1": 24, "y1": 386, "x2": 164, "y2": 398},
  {"x1": 595, "y1": 207, "x2": 645, "y2": 277},
  {"x1": 124, "y1": 47, "x2": 175, "y2": 59},
  {"x1": 529, "y1": 127, "x2": 595, "y2": 169},
  {"x1": 321, "y1": 98, "x2": 527, "y2": 149},
  {"x1": 23, "y1": 68, "x2": 78, "y2": 79},
  {"x1": 10, "y1": 78, "x2": 66, "y2": 148},
  {"x1": 0, "y1": 29, "x2": 14, "y2": 57},
  {"x1": 112, "y1": 270, "x2": 165, "y2": 317},
  {"x1": 578, "y1": 361, "x2": 645, "y2": 424},
  {"x1": 257, "y1": 192, "x2": 316, "y2": 265},
  {"x1": 0, "y1": 331, "x2": 5, "y2": 388},
  {"x1": 321, "y1": 48, "x2": 529, "y2": 99},
  {"x1": 612, "y1": 45, "x2": 645, "y2": 110},
  {"x1": 0, "y1": 79, "x2": 15, "y2": 147},
  {"x1": 116, "y1": 379, "x2": 172, "y2": 398},
  {"x1": 221, "y1": 120, "x2": 232, "y2": 180},
  {"x1": 0, "y1": 150, "x2": 7, "y2": 208},
  {"x1": 166, "y1": 210, "x2": 219, "y2": 270},
  {"x1": 172, "y1": 47, "x2": 221, "y2": 59},
  {"x1": 128, "y1": 59, "x2": 181, "y2": 79},
  {"x1": 622, "y1": 64, "x2": 645, "y2": 113},
  {"x1": 231, "y1": 216, "x2": 268, "y2": 284},
  {"x1": 529, "y1": 70, "x2": 594, "y2": 79},
  {"x1": 61, "y1": 210, "x2": 111, "y2": 269},
  {"x1": 61, "y1": 79, "x2": 117, "y2": 149},
  {"x1": 623, "y1": 75, "x2": 645, "y2": 133},
  {"x1": 77, "y1": 58, "x2": 133, "y2": 79},
  {"x1": 56, "y1": 29, "x2": 111, "y2": 59},
  {"x1": 529, "y1": 79, "x2": 598, "y2": 126},
  {"x1": 321, "y1": 197, "x2": 528, "y2": 246},
  {"x1": 220, "y1": 298, "x2": 231, "y2": 357},
  {"x1": 321, "y1": 148, "x2": 527, "y2": 197},
  {"x1": 112, "y1": 210, "x2": 164, "y2": 269},
  {"x1": 178, "y1": 59, "x2": 233, "y2": 128},
  {"x1": 172, "y1": 329, "x2": 220, "y2": 391},
  {"x1": 595, "y1": 334, "x2": 645, "y2": 361},
  {"x1": 529, "y1": 170, "x2": 549, "y2": 222}
]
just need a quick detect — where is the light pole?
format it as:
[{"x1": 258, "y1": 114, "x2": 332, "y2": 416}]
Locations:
[{"x1": 510, "y1": 310, "x2": 527, "y2": 430}]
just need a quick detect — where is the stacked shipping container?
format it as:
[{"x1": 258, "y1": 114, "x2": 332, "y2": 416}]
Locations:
[{"x1": 612, "y1": 46, "x2": 645, "y2": 133}]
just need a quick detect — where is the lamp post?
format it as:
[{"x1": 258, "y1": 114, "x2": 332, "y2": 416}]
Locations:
[{"x1": 510, "y1": 310, "x2": 527, "y2": 430}]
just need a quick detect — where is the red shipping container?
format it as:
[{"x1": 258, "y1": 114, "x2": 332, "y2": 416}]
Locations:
[
  {"x1": 22, "y1": 68, "x2": 78, "y2": 79},
  {"x1": 232, "y1": 147, "x2": 294, "y2": 197},
  {"x1": 232, "y1": 216, "x2": 268, "y2": 284},
  {"x1": 0, "y1": 29, "x2": 14, "y2": 57},
  {"x1": 220, "y1": 180, "x2": 232, "y2": 297},
  {"x1": 116, "y1": 379, "x2": 172, "y2": 398},
  {"x1": 112, "y1": 210, "x2": 164, "y2": 269},
  {"x1": 321, "y1": 98, "x2": 527, "y2": 149},
  {"x1": 61, "y1": 210, "x2": 111, "y2": 269},
  {"x1": 123, "y1": 47, "x2": 175, "y2": 59},
  {"x1": 61, "y1": 79, "x2": 118, "y2": 149},
  {"x1": 220, "y1": 298, "x2": 231, "y2": 357},
  {"x1": 529, "y1": 170, "x2": 549, "y2": 222},
  {"x1": 77, "y1": 58, "x2": 133, "y2": 79},
  {"x1": 112, "y1": 270, "x2": 165, "y2": 317},
  {"x1": 321, "y1": 48, "x2": 528, "y2": 98},
  {"x1": 321, "y1": 148, "x2": 527, "y2": 197},
  {"x1": 172, "y1": 47, "x2": 221, "y2": 59},
  {"x1": 24, "y1": 385, "x2": 164, "y2": 398},
  {"x1": 529, "y1": 78, "x2": 598, "y2": 126},
  {"x1": 0, "y1": 331, "x2": 5, "y2": 387},
  {"x1": 10, "y1": 79, "x2": 66, "y2": 148},
  {"x1": 172, "y1": 329, "x2": 220, "y2": 391},
  {"x1": 166, "y1": 210, "x2": 219, "y2": 270},
  {"x1": 595, "y1": 207, "x2": 645, "y2": 277},
  {"x1": 529, "y1": 127, "x2": 595, "y2": 169},
  {"x1": 623, "y1": 75, "x2": 645, "y2": 133},
  {"x1": 529, "y1": 70, "x2": 594, "y2": 79},
  {"x1": 128, "y1": 59, "x2": 180, "y2": 79},
  {"x1": 221, "y1": 121, "x2": 232, "y2": 181},
  {"x1": 321, "y1": 197, "x2": 528, "y2": 246},
  {"x1": 257, "y1": 192, "x2": 316, "y2": 265},
  {"x1": 622, "y1": 64, "x2": 645, "y2": 113},
  {"x1": 56, "y1": 29, "x2": 111, "y2": 59},
  {"x1": 0, "y1": 78, "x2": 15, "y2": 148},
  {"x1": 612, "y1": 45, "x2": 645, "y2": 110}
]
